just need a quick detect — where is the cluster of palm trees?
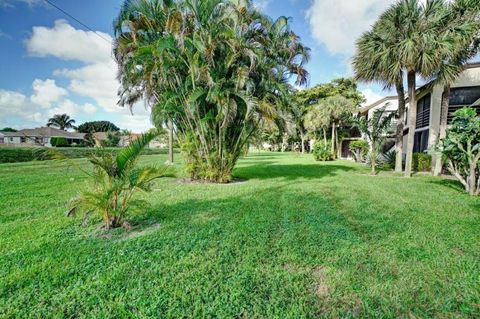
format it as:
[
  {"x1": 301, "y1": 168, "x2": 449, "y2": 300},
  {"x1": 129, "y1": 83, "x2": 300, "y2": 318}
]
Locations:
[
  {"x1": 353, "y1": 0, "x2": 480, "y2": 177},
  {"x1": 113, "y1": 0, "x2": 310, "y2": 183}
]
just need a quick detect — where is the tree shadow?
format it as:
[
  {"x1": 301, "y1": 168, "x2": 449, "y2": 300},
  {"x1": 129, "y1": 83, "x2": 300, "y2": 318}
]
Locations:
[
  {"x1": 428, "y1": 178, "x2": 465, "y2": 193},
  {"x1": 234, "y1": 163, "x2": 355, "y2": 181}
]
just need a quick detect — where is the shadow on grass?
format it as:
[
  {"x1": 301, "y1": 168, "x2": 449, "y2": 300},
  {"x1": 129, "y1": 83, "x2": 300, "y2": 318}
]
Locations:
[
  {"x1": 428, "y1": 178, "x2": 465, "y2": 193},
  {"x1": 234, "y1": 163, "x2": 355, "y2": 181}
]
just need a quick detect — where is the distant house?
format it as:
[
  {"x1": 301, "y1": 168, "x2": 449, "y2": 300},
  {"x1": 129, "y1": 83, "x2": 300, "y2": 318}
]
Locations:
[
  {"x1": 0, "y1": 127, "x2": 85, "y2": 147},
  {"x1": 92, "y1": 132, "x2": 142, "y2": 147}
]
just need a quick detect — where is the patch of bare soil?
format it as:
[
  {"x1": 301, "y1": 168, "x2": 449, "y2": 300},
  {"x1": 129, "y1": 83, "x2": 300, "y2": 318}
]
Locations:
[
  {"x1": 282, "y1": 264, "x2": 330, "y2": 299},
  {"x1": 176, "y1": 178, "x2": 248, "y2": 185},
  {"x1": 118, "y1": 223, "x2": 161, "y2": 241}
]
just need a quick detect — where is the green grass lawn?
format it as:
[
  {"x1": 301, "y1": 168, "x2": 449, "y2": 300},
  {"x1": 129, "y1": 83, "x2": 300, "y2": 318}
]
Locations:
[{"x1": 1, "y1": 152, "x2": 479, "y2": 318}]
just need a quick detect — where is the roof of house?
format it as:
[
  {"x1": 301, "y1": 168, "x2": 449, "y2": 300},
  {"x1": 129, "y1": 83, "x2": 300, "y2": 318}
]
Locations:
[
  {"x1": 359, "y1": 96, "x2": 398, "y2": 114},
  {"x1": 0, "y1": 131, "x2": 19, "y2": 137},
  {"x1": 4, "y1": 127, "x2": 85, "y2": 139}
]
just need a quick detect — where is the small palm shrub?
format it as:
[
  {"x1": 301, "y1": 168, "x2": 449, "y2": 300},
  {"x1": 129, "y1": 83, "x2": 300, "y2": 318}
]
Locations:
[
  {"x1": 413, "y1": 153, "x2": 432, "y2": 172},
  {"x1": 381, "y1": 150, "x2": 396, "y2": 170},
  {"x1": 313, "y1": 140, "x2": 334, "y2": 161},
  {"x1": 69, "y1": 132, "x2": 173, "y2": 229},
  {"x1": 349, "y1": 140, "x2": 369, "y2": 162}
]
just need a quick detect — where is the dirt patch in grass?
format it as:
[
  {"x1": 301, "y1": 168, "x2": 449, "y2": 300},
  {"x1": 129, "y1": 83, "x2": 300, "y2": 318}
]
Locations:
[
  {"x1": 176, "y1": 178, "x2": 248, "y2": 185},
  {"x1": 283, "y1": 264, "x2": 330, "y2": 299}
]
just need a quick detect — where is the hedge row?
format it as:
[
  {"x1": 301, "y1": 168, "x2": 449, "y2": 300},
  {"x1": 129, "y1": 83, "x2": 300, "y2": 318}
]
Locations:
[{"x1": 0, "y1": 147, "x2": 169, "y2": 164}]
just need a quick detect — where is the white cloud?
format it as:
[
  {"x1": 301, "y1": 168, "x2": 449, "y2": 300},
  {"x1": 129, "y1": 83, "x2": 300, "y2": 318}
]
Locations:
[
  {"x1": 254, "y1": 0, "x2": 271, "y2": 11},
  {"x1": 30, "y1": 78, "x2": 68, "y2": 108},
  {"x1": 306, "y1": 0, "x2": 392, "y2": 55},
  {"x1": 25, "y1": 19, "x2": 112, "y2": 63},
  {"x1": 362, "y1": 88, "x2": 384, "y2": 106},
  {"x1": 83, "y1": 103, "x2": 97, "y2": 114},
  {"x1": 0, "y1": 89, "x2": 43, "y2": 126}
]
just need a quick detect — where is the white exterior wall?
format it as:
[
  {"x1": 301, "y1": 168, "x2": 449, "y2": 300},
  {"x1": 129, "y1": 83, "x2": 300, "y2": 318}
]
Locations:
[{"x1": 367, "y1": 99, "x2": 399, "y2": 119}]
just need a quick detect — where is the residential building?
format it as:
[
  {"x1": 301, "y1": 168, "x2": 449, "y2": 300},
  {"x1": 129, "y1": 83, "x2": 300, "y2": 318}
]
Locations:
[
  {"x1": 0, "y1": 127, "x2": 85, "y2": 147},
  {"x1": 360, "y1": 63, "x2": 480, "y2": 157}
]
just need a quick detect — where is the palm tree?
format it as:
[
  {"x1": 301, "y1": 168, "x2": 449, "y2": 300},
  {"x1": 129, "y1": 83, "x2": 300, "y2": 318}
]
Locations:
[
  {"x1": 46, "y1": 114, "x2": 76, "y2": 131},
  {"x1": 431, "y1": 0, "x2": 480, "y2": 176},
  {"x1": 113, "y1": 0, "x2": 309, "y2": 182},
  {"x1": 353, "y1": 107, "x2": 396, "y2": 175},
  {"x1": 68, "y1": 131, "x2": 171, "y2": 229},
  {"x1": 353, "y1": 19, "x2": 405, "y2": 173}
]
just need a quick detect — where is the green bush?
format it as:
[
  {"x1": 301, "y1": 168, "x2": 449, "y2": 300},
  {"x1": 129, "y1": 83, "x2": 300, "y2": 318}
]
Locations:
[
  {"x1": 313, "y1": 140, "x2": 334, "y2": 161},
  {"x1": 413, "y1": 152, "x2": 432, "y2": 172},
  {"x1": 349, "y1": 139, "x2": 369, "y2": 162},
  {"x1": 50, "y1": 137, "x2": 69, "y2": 147},
  {"x1": 0, "y1": 147, "x2": 171, "y2": 163}
]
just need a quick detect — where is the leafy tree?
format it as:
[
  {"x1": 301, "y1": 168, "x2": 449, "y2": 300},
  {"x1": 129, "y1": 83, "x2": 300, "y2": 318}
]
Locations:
[
  {"x1": 114, "y1": 0, "x2": 309, "y2": 183},
  {"x1": 47, "y1": 114, "x2": 76, "y2": 131},
  {"x1": 77, "y1": 121, "x2": 120, "y2": 133},
  {"x1": 1, "y1": 127, "x2": 17, "y2": 132},
  {"x1": 101, "y1": 131, "x2": 121, "y2": 147},
  {"x1": 304, "y1": 105, "x2": 331, "y2": 146},
  {"x1": 316, "y1": 96, "x2": 356, "y2": 159},
  {"x1": 349, "y1": 140, "x2": 369, "y2": 163},
  {"x1": 68, "y1": 132, "x2": 172, "y2": 229},
  {"x1": 439, "y1": 108, "x2": 480, "y2": 196},
  {"x1": 353, "y1": 107, "x2": 395, "y2": 175}
]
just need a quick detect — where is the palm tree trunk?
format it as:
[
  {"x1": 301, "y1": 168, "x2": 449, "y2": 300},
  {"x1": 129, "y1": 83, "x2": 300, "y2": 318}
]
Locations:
[
  {"x1": 404, "y1": 71, "x2": 417, "y2": 177},
  {"x1": 300, "y1": 130, "x2": 305, "y2": 154},
  {"x1": 323, "y1": 128, "x2": 327, "y2": 146},
  {"x1": 433, "y1": 85, "x2": 450, "y2": 176},
  {"x1": 395, "y1": 80, "x2": 406, "y2": 173},
  {"x1": 168, "y1": 120, "x2": 174, "y2": 164},
  {"x1": 331, "y1": 123, "x2": 336, "y2": 157}
]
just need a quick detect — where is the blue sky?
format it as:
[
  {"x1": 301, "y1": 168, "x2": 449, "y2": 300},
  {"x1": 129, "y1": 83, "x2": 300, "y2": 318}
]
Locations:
[{"x1": 0, "y1": 0, "x2": 395, "y2": 131}]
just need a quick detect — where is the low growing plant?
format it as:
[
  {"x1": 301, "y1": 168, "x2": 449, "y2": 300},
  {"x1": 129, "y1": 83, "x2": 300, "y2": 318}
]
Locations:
[
  {"x1": 313, "y1": 140, "x2": 334, "y2": 161},
  {"x1": 413, "y1": 152, "x2": 432, "y2": 172},
  {"x1": 349, "y1": 139, "x2": 369, "y2": 163},
  {"x1": 439, "y1": 108, "x2": 480, "y2": 196},
  {"x1": 68, "y1": 132, "x2": 173, "y2": 229}
]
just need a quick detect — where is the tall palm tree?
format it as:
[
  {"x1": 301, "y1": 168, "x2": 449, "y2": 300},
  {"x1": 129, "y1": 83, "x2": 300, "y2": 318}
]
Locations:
[
  {"x1": 46, "y1": 114, "x2": 76, "y2": 131},
  {"x1": 113, "y1": 0, "x2": 309, "y2": 182},
  {"x1": 353, "y1": 20, "x2": 405, "y2": 173},
  {"x1": 431, "y1": 0, "x2": 480, "y2": 175}
]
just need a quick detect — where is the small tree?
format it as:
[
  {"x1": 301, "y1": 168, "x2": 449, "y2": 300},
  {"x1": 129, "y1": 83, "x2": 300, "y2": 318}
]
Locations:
[
  {"x1": 353, "y1": 107, "x2": 395, "y2": 175},
  {"x1": 349, "y1": 140, "x2": 369, "y2": 163},
  {"x1": 101, "y1": 131, "x2": 121, "y2": 147},
  {"x1": 439, "y1": 108, "x2": 480, "y2": 196},
  {"x1": 68, "y1": 132, "x2": 172, "y2": 229},
  {"x1": 47, "y1": 114, "x2": 76, "y2": 131}
]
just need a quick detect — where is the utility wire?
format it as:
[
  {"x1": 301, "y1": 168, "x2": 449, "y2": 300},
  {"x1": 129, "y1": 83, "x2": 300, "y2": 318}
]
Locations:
[{"x1": 43, "y1": 0, "x2": 112, "y2": 44}]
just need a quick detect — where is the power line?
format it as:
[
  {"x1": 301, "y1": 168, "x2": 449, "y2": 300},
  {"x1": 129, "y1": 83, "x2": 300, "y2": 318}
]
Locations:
[{"x1": 43, "y1": 0, "x2": 112, "y2": 44}]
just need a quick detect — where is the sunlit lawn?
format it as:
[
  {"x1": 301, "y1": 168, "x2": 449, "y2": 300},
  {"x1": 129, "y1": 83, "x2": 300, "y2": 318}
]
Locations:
[{"x1": 0, "y1": 152, "x2": 479, "y2": 318}]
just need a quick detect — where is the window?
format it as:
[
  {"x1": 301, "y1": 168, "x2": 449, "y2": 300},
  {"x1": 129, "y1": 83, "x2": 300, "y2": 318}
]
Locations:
[
  {"x1": 20, "y1": 137, "x2": 26, "y2": 143},
  {"x1": 448, "y1": 86, "x2": 480, "y2": 123},
  {"x1": 0, "y1": 138, "x2": 3, "y2": 143},
  {"x1": 416, "y1": 94, "x2": 431, "y2": 128},
  {"x1": 413, "y1": 130, "x2": 429, "y2": 153},
  {"x1": 9, "y1": 137, "x2": 13, "y2": 142}
]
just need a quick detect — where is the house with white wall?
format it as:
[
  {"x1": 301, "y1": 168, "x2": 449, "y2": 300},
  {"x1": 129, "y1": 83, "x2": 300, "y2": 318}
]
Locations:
[
  {"x1": 0, "y1": 127, "x2": 85, "y2": 147},
  {"x1": 360, "y1": 63, "x2": 480, "y2": 157}
]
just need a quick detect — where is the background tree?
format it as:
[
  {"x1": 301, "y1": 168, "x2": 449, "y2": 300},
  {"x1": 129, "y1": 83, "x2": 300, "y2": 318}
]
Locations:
[
  {"x1": 353, "y1": 107, "x2": 396, "y2": 175},
  {"x1": 1, "y1": 127, "x2": 17, "y2": 132},
  {"x1": 76, "y1": 121, "x2": 120, "y2": 133},
  {"x1": 101, "y1": 131, "x2": 121, "y2": 147},
  {"x1": 46, "y1": 114, "x2": 76, "y2": 131},
  {"x1": 114, "y1": 0, "x2": 309, "y2": 183}
]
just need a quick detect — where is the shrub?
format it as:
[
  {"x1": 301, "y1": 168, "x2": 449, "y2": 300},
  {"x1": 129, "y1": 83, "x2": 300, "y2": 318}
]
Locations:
[
  {"x1": 313, "y1": 140, "x2": 334, "y2": 161},
  {"x1": 349, "y1": 139, "x2": 369, "y2": 162},
  {"x1": 381, "y1": 150, "x2": 397, "y2": 170},
  {"x1": 439, "y1": 107, "x2": 480, "y2": 196},
  {"x1": 101, "y1": 131, "x2": 121, "y2": 147},
  {"x1": 50, "y1": 137, "x2": 69, "y2": 147},
  {"x1": 0, "y1": 147, "x2": 170, "y2": 163},
  {"x1": 413, "y1": 153, "x2": 432, "y2": 172}
]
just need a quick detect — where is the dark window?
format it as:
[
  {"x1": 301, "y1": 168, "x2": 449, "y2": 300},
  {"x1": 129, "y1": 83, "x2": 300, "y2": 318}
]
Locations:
[
  {"x1": 416, "y1": 94, "x2": 431, "y2": 128},
  {"x1": 413, "y1": 130, "x2": 429, "y2": 153},
  {"x1": 448, "y1": 86, "x2": 480, "y2": 123},
  {"x1": 0, "y1": 138, "x2": 4, "y2": 143},
  {"x1": 20, "y1": 137, "x2": 26, "y2": 143}
]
